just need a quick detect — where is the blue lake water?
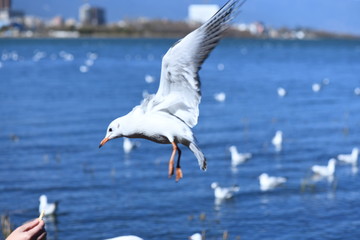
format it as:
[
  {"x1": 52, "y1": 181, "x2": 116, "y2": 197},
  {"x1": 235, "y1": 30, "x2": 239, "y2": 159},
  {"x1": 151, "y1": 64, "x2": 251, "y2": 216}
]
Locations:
[{"x1": 0, "y1": 38, "x2": 360, "y2": 240}]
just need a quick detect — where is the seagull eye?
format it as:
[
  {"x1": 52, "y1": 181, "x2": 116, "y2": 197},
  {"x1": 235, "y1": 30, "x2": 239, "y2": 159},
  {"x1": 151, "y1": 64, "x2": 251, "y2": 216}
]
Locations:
[{"x1": 109, "y1": 128, "x2": 112, "y2": 132}]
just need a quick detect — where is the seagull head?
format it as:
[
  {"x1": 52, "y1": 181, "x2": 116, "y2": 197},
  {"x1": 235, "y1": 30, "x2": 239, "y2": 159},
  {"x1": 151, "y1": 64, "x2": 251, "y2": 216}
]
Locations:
[
  {"x1": 39, "y1": 195, "x2": 47, "y2": 204},
  {"x1": 211, "y1": 182, "x2": 219, "y2": 189},
  {"x1": 353, "y1": 147, "x2": 359, "y2": 155},
  {"x1": 229, "y1": 145, "x2": 237, "y2": 153},
  {"x1": 99, "y1": 117, "x2": 124, "y2": 148},
  {"x1": 259, "y1": 173, "x2": 269, "y2": 181},
  {"x1": 328, "y1": 158, "x2": 337, "y2": 168}
]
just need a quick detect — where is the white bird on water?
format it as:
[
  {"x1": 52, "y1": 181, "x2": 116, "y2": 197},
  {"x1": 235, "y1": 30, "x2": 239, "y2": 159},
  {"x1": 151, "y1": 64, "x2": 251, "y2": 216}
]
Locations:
[
  {"x1": 189, "y1": 233, "x2": 202, "y2": 240},
  {"x1": 39, "y1": 195, "x2": 58, "y2": 216},
  {"x1": 214, "y1": 92, "x2": 226, "y2": 102},
  {"x1": 311, "y1": 158, "x2": 336, "y2": 182},
  {"x1": 312, "y1": 83, "x2": 321, "y2": 92},
  {"x1": 211, "y1": 182, "x2": 240, "y2": 200},
  {"x1": 104, "y1": 236, "x2": 143, "y2": 240},
  {"x1": 99, "y1": 0, "x2": 244, "y2": 181},
  {"x1": 272, "y1": 130, "x2": 283, "y2": 152},
  {"x1": 258, "y1": 173, "x2": 287, "y2": 191},
  {"x1": 337, "y1": 147, "x2": 359, "y2": 166},
  {"x1": 123, "y1": 138, "x2": 139, "y2": 154},
  {"x1": 277, "y1": 87, "x2": 286, "y2": 97},
  {"x1": 229, "y1": 145, "x2": 251, "y2": 167}
]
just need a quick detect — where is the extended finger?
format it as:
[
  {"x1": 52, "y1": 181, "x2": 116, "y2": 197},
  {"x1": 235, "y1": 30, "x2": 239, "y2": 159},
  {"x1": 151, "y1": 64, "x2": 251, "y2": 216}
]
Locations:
[{"x1": 27, "y1": 220, "x2": 45, "y2": 236}]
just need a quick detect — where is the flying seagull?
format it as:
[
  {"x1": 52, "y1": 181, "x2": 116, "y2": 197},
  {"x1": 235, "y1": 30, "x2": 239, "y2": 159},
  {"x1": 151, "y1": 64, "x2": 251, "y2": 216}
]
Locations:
[{"x1": 99, "y1": 0, "x2": 244, "y2": 181}]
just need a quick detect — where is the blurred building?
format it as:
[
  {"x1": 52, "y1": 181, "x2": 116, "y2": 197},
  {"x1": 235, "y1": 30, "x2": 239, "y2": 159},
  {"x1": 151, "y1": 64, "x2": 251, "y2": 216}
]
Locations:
[
  {"x1": 79, "y1": 4, "x2": 106, "y2": 26},
  {"x1": 0, "y1": 0, "x2": 24, "y2": 28},
  {"x1": 248, "y1": 22, "x2": 265, "y2": 35},
  {"x1": 188, "y1": 4, "x2": 219, "y2": 23},
  {"x1": 49, "y1": 16, "x2": 64, "y2": 27},
  {"x1": 64, "y1": 18, "x2": 77, "y2": 28},
  {"x1": 23, "y1": 15, "x2": 43, "y2": 29},
  {"x1": 0, "y1": 0, "x2": 11, "y2": 10}
]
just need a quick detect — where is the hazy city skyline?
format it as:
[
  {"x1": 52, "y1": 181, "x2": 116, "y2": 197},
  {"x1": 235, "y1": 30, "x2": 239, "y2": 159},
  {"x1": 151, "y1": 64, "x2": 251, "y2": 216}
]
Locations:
[{"x1": 12, "y1": 0, "x2": 360, "y2": 35}]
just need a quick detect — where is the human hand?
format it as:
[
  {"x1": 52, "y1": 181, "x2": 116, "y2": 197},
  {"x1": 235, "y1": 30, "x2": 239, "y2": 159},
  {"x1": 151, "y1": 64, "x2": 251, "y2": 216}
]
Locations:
[{"x1": 6, "y1": 218, "x2": 46, "y2": 240}]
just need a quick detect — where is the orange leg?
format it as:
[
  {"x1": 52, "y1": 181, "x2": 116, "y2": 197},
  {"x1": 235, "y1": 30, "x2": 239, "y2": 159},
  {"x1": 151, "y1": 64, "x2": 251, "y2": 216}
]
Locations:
[{"x1": 168, "y1": 142, "x2": 177, "y2": 178}]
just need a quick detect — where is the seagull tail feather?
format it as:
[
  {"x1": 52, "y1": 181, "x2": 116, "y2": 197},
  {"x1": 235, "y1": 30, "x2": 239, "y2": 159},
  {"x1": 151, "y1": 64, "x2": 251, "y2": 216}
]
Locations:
[{"x1": 189, "y1": 142, "x2": 207, "y2": 171}]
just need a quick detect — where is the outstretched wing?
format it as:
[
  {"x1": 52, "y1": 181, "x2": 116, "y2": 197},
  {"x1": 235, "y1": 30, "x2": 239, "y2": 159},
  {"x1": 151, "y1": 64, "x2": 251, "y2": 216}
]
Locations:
[{"x1": 145, "y1": 0, "x2": 242, "y2": 127}]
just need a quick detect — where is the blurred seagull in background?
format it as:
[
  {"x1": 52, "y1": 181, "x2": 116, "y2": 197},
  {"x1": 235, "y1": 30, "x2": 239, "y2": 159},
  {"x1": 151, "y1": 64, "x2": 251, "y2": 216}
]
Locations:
[
  {"x1": 229, "y1": 145, "x2": 252, "y2": 167},
  {"x1": 214, "y1": 92, "x2": 226, "y2": 102},
  {"x1": 189, "y1": 233, "x2": 202, "y2": 240},
  {"x1": 272, "y1": 130, "x2": 283, "y2": 152},
  {"x1": 211, "y1": 182, "x2": 240, "y2": 201},
  {"x1": 338, "y1": 147, "x2": 358, "y2": 168},
  {"x1": 277, "y1": 87, "x2": 286, "y2": 97},
  {"x1": 104, "y1": 236, "x2": 143, "y2": 240},
  {"x1": 312, "y1": 83, "x2": 321, "y2": 92},
  {"x1": 259, "y1": 173, "x2": 287, "y2": 191},
  {"x1": 311, "y1": 158, "x2": 336, "y2": 182},
  {"x1": 99, "y1": 0, "x2": 244, "y2": 181},
  {"x1": 123, "y1": 138, "x2": 139, "y2": 154},
  {"x1": 39, "y1": 195, "x2": 58, "y2": 216}
]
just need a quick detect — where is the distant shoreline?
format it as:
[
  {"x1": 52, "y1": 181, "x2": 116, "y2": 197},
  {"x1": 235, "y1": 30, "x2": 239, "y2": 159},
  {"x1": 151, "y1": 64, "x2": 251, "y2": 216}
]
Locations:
[
  {"x1": 1, "y1": 35, "x2": 359, "y2": 41},
  {"x1": 1, "y1": 19, "x2": 359, "y2": 40}
]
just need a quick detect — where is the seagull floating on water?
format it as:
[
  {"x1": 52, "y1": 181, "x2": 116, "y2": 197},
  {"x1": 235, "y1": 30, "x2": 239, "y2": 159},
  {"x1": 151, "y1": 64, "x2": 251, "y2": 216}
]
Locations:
[
  {"x1": 123, "y1": 138, "x2": 139, "y2": 154},
  {"x1": 277, "y1": 87, "x2": 286, "y2": 97},
  {"x1": 214, "y1": 92, "x2": 226, "y2": 102},
  {"x1": 211, "y1": 182, "x2": 240, "y2": 200},
  {"x1": 312, "y1": 83, "x2": 321, "y2": 92},
  {"x1": 39, "y1": 195, "x2": 58, "y2": 216},
  {"x1": 99, "y1": 0, "x2": 244, "y2": 181},
  {"x1": 311, "y1": 158, "x2": 336, "y2": 182},
  {"x1": 104, "y1": 236, "x2": 143, "y2": 240},
  {"x1": 189, "y1": 233, "x2": 202, "y2": 240},
  {"x1": 337, "y1": 147, "x2": 358, "y2": 166},
  {"x1": 271, "y1": 130, "x2": 283, "y2": 152},
  {"x1": 229, "y1": 145, "x2": 251, "y2": 167},
  {"x1": 258, "y1": 173, "x2": 287, "y2": 191}
]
